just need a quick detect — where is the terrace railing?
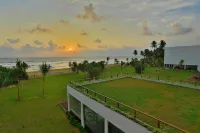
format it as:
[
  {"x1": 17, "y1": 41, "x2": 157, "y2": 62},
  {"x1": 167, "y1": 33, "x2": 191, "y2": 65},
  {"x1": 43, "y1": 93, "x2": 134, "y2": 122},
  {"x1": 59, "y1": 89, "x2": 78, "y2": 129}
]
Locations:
[
  {"x1": 70, "y1": 79, "x2": 190, "y2": 133},
  {"x1": 71, "y1": 72, "x2": 200, "y2": 89}
]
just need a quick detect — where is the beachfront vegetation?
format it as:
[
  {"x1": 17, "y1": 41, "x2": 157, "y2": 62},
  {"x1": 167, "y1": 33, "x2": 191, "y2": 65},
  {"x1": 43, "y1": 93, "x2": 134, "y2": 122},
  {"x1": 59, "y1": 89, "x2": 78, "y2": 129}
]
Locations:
[
  {"x1": 0, "y1": 73, "x2": 83, "y2": 133},
  {"x1": 0, "y1": 60, "x2": 29, "y2": 100},
  {"x1": 0, "y1": 66, "x2": 198, "y2": 133},
  {"x1": 69, "y1": 61, "x2": 106, "y2": 79},
  {"x1": 85, "y1": 78, "x2": 200, "y2": 132},
  {"x1": 135, "y1": 40, "x2": 166, "y2": 67},
  {"x1": 39, "y1": 62, "x2": 51, "y2": 96}
]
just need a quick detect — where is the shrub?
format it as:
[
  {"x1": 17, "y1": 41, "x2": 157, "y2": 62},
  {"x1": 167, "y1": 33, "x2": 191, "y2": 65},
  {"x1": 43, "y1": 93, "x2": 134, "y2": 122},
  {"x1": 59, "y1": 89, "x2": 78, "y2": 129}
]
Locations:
[
  {"x1": 87, "y1": 66, "x2": 101, "y2": 79},
  {"x1": 68, "y1": 112, "x2": 88, "y2": 133},
  {"x1": 135, "y1": 63, "x2": 145, "y2": 74}
]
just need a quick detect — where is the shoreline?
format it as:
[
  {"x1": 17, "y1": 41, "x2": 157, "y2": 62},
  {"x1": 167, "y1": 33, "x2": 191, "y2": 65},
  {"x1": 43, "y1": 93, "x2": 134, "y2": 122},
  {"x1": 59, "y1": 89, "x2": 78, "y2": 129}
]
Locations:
[
  {"x1": 28, "y1": 64, "x2": 116, "y2": 78},
  {"x1": 28, "y1": 68, "x2": 71, "y2": 78}
]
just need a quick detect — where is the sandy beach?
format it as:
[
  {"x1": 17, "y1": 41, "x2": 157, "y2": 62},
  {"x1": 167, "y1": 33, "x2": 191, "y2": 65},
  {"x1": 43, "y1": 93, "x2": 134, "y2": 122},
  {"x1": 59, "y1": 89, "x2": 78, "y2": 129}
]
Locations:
[
  {"x1": 28, "y1": 64, "x2": 116, "y2": 78},
  {"x1": 28, "y1": 68, "x2": 71, "y2": 78}
]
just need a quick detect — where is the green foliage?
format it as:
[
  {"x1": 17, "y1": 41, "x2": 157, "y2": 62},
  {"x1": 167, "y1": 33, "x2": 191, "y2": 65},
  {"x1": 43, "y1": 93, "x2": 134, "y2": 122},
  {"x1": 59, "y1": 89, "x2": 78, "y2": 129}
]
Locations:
[
  {"x1": 87, "y1": 63, "x2": 102, "y2": 79},
  {"x1": 39, "y1": 62, "x2": 51, "y2": 76},
  {"x1": 133, "y1": 50, "x2": 138, "y2": 56},
  {"x1": 0, "y1": 59, "x2": 27, "y2": 87},
  {"x1": 136, "y1": 40, "x2": 167, "y2": 67},
  {"x1": 120, "y1": 61, "x2": 125, "y2": 73},
  {"x1": 16, "y1": 59, "x2": 29, "y2": 80},
  {"x1": 130, "y1": 58, "x2": 139, "y2": 67},
  {"x1": 114, "y1": 58, "x2": 119, "y2": 64},
  {"x1": 68, "y1": 112, "x2": 88, "y2": 133},
  {"x1": 106, "y1": 57, "x2": 110, "y2": 64},
  {"x1": 135, "y1": 62, "x2": 145, "y2": 74}
]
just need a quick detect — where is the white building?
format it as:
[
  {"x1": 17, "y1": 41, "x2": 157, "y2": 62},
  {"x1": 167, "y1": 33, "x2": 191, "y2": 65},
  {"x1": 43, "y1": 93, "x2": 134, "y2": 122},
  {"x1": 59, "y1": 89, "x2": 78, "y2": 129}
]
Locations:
[{"x1": 164, "y1": 45, "x2": 200, "y2": 71}]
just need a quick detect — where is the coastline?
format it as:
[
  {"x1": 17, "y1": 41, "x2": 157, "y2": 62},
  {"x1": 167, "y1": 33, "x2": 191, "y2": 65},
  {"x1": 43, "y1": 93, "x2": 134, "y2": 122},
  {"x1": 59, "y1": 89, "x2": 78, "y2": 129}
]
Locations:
[
  {"x1": 28, "y1": 64, "x2": 116, "y2": 78},
  {"x1": 28, "y1": 68, "x2": 71, "y2": 78}
]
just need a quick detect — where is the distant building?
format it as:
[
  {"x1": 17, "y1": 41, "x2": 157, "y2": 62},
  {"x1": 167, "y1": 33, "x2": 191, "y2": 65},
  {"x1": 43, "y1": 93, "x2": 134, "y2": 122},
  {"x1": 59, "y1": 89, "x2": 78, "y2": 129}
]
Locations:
[{"x1": 164, "y1": 45, "x2": 200, "y2": 71}]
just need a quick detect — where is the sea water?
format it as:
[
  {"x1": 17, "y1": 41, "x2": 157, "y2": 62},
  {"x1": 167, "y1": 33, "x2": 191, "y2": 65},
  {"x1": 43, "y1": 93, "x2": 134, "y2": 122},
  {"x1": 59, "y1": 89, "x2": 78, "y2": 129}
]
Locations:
[{"x1": 0, "y1": 56, "x2": 131, "y2": 72}]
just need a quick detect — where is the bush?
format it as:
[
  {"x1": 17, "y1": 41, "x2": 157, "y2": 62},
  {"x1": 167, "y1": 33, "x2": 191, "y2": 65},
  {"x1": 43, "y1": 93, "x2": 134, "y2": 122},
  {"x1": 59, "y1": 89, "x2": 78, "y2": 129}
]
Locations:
[
  {"x1": 87, "y1": 66, "x2": 101, "y2": 79},
  {"x1": 135, "y1": 63, "x2": 145, "y2": 74},
  {"x1": 68, "y1": 112, "x2": 88, "y2": 133}
]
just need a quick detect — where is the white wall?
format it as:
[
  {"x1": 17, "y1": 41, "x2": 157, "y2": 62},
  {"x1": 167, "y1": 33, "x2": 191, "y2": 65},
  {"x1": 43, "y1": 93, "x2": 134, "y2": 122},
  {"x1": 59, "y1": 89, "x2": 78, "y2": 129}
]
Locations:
[
  {"x1": 164, "y1": 45, "x2": 200, "y2": 66},
  {"x1": 67, "y1": 86, "x2": 151, "y2": 133}
]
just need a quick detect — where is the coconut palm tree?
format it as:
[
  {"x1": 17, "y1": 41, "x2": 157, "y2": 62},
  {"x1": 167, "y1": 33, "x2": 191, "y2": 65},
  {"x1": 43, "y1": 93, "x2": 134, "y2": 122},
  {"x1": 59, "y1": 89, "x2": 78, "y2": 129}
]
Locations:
[
  {"x1": 133, "y1": 50, "x2": 138, "y2": 57},
  {"x1": 151, "y1": 41, "x2": 157, "y2": 50},
  {"x1": 120, "y1": 61, "x2": 125, "y2": 74},
  {"x1": 106, "y1": 57, "x2": 110, "y2": 64},
  {"x1": 39, "y1": 62, "x2": 51, "y2": 96},
  {"x1": 99, "y1": 61, "x2": 106, "y2": 75},
  {"x1": 114, "y1": 58, "x2": 119, "y2": 65},
  {"x1": 140, "y1": 51, "x2": 144, "y2": 57},
  {"x1": 179, "y1": 59, "x2": 184, "y2": 67},
  {"x1": 159, "y1": 40, "x2": 166, "y2": 49}
]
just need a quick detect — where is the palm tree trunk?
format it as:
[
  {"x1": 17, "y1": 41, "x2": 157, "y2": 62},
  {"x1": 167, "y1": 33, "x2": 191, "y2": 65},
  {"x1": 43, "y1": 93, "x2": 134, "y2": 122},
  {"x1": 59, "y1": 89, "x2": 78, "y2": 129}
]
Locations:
[
  {"x1": 42, "y1": 76, "x2": 45, "y2": 96},
  {"x1": 17, "y1": 79, "x2": 20, "y2": 100}
]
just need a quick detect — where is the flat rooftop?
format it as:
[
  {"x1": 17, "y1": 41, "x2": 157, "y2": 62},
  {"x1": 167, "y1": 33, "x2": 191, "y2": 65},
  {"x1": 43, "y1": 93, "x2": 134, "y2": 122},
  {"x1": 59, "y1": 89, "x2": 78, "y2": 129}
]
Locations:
[{"x1": 84, "y1": 78, "x2": 200, "y2": 133}]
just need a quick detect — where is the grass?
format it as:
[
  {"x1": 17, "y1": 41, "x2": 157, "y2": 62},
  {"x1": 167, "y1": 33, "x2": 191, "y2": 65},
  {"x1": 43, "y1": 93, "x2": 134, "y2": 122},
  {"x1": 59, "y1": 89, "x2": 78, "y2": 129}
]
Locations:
[
  {"x1": 0, "y1": 73, "x2": 83, "y2": 133},
  {"x1": 85, "y1": 78, "x2": 200, "y2": 133},
  {"x1": 106, "y1": 66, "x2": 197, "y2": 81},
  {"x1": 0, "y1": 66, "x2": 198, "y2": 133}
]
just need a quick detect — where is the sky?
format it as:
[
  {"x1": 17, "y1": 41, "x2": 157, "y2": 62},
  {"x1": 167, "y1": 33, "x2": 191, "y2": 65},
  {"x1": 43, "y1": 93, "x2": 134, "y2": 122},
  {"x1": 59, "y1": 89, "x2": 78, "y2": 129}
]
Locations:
[{"x1": 0, "y1": 0, "x2": 199, "y2": 57}]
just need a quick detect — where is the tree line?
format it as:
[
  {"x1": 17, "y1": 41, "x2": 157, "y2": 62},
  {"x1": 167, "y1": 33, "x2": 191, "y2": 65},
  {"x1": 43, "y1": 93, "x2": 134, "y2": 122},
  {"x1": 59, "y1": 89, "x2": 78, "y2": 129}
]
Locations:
[{"x1": 0, "y1": 60, "x2": 51, "y2": 100}]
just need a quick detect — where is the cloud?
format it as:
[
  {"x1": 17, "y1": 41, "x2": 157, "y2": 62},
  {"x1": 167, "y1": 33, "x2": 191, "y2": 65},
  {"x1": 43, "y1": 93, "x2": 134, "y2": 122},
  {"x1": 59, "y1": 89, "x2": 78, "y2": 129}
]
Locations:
[
  {"x1": 59, "y1": 45, "x2": 66, "y2": 49},
  {"x1": 76, "y1": 3, "x2": 103, "y2": 22},
  {"x1": 0, "y1": 45, "x2": 16, "y2": 57},
  {"x1": 161, "y1": 18, "x2": 171, "y2": 23},
  {"x1": 141, "y1": 21, "x2": 192, "y2": 36},
  {"x1": 24, "y1": 24, "x2": 52, "y2": 33},
  {"x1": 142, "y1": 21, "x2": 154, "y2": 36},
  {"x1": 85, "y1": 45, "x2": 140, "y2": 56},
  {"x1": 98, "y1": 45, "x2": 108, "y2": 49},
  {"x1": 77, "y1": 44, "x2": 87, "y2": 48},
  {"x1": 59, "y1": 20, "x2": 69, "y2": 25},
  {"x1": 80, "y1": 31, "x2": 88, "y2": 36},
  {"x1": 168, "y1": 22, "x2": 193, "y2": 36},
  {"x1": 48, "y1": 40, "x2": 58, "y2": 51},
  {"x1": 180, "y1": 16, "x2": 193, "y2": 22},
  {"x1": 20, "y1": 41, "x2": 59, "y2": 53},
  {"x1": 94, "y1": 39, "x2": 102, "y2": 43},
  {"x1": 33, "y1": 40, "x2": 43, "y2": 45},
  {"x1": 7, "y1": 38, "x2": 20, "y2": 44},
  {"x1": 141, "y1": 21, "x2": 162, "y2": 36}
]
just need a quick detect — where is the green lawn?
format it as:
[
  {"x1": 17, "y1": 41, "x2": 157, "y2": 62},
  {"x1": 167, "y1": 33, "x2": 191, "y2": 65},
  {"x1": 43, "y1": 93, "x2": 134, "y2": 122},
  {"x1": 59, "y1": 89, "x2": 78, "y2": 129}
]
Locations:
[
  {"x1": 106, "y1": 66, "x2": 198, "y2": 82},
  {"x1": 0, "y1": 66, "x2": 198, "y2": 133},
  {"x1": 0, "y1": 73, "x2": 83, "y2": 133},
  {"x1": 85, "y1": 78, "x2": 200, "y2": 133}
]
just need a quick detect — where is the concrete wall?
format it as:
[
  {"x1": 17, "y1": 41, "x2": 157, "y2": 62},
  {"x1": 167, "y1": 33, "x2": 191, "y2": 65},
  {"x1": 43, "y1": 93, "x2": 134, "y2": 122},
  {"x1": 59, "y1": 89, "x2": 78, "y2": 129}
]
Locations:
[
  {"x1": 164, "y1": 45, "x2": 200, "y2": 66},
  {"x1": 67, "y1": 86, "x2": 151, "y2": 133}
]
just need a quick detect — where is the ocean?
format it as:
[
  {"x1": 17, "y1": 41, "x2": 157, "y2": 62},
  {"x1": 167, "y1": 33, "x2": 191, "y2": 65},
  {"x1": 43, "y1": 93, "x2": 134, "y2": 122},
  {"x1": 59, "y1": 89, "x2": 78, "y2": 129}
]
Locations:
[{"x1": 0, "y1": 56, "x2": 131, "y2": 72}]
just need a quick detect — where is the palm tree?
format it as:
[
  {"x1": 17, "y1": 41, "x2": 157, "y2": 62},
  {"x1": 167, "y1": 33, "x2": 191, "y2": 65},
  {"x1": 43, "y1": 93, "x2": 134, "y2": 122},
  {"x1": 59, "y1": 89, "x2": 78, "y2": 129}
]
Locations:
[
  {"x1": 120, "y1": 61, "x2": 125, "y2": 74},
  {"x1": 114, "y1": 58, "x2": 119, "y2": 65},
  {"x1": 39, "y1": 62, "x2": 51, "y2": 96},
  {"x1": 21, "y1": 62, "x2": 29, "y2": 72},
  {"x1": 99, "y1": 61, "x2": 106, "y2": 75},
  {"x1": 140, "y1": 51, "x2": 144, "y2": 57},
  {"x1": 151, "y1": 41, "x2": 157, "y2": 50},
  {"x1": 126, "y1": 58, "x2": 129, "y2": 63},
  {"x1": 11, "y1": 68, "x2": 23, "y2": 100},
  {"x1": 106, "y1": 57, "x2": 110, "y2": 64},
  {"x1": 159, "y1": 40, "x2": 166, "y2": 49},
  {"x1": 133, "y1": 50, "x2": 138, "y2": 57},
  {"x1": 179, "y1": 59, "x2": 184, "y2": 66}
]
